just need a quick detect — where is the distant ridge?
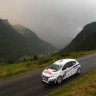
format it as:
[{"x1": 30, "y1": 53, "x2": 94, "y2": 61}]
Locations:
[{"x1": 62, "y1": 22, "x2": 96, "y2": 52}]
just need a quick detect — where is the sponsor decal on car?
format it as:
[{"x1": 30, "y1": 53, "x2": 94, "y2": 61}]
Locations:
[
  {"x1": 63, "y1": 68, "x2": 72, "y2": 77},
  {"x1": 63, "y1": 70, "x2": 67, "y2": 77},
  {"x1": 44, "y1": 70, "x2": 52, "y2": 75}
]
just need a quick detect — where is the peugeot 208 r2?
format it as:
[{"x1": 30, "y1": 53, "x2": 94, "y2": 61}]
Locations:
[{"x1": 41, "y1": 59, "x2": 81, "y2": 84}]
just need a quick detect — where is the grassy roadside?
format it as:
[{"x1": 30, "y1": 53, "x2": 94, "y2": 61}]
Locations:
[
  {"x1": 48, "y1": 69, "x2": 96, "y2": 96},
  {"x1": 0, "y1": 50, "x2": 96, "y2": 79}
]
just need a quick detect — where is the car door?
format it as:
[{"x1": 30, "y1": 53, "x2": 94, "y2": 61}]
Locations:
[
  {"x1": 71, "y1": 61, "x2": 77, "y2": 74},
  {"x1": 62, "y1": 61, "x2": 73, "y2": 79}
]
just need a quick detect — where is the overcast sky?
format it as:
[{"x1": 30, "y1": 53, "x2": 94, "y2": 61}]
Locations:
[{"x1": 0, "y1": 0, "x2": 96, "y2": 49}]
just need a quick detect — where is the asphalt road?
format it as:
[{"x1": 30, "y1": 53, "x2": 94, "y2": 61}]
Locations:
[{"x1": 0, "y1": 53, "x2": 96, "y2": 96}]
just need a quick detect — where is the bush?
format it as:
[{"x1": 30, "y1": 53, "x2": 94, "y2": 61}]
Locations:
[
  {"x1": 59, "y1": 52, "x2": 71, "y2": 57},
  {"x1": 32, "y1": 55, "x2": 38, "y2": 60},
  {"x1": 38, "y1": 57, "x2": 52, "y2": 64}
]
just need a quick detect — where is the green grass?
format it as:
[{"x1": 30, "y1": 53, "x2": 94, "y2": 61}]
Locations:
[
  {"x1": 0, "y1": 50, "x2": 96, "y2": 79},
  {"x1": 48, "y1": 69, "x2": 96, "y2": 96}
]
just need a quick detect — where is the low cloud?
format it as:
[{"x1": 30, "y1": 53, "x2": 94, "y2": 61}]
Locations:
[{"x1": 0, "y1": 0, "x2": 96, "y2": 48}]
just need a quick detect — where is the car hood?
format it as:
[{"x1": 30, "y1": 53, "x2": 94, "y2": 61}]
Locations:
[{"x1": 42, "y1": 68, "x2": 57, "y2": 77}]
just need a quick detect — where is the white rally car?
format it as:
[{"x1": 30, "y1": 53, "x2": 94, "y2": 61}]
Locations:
[{"x1": 41, "y1": 59, "x2": 81, "y2": 84}]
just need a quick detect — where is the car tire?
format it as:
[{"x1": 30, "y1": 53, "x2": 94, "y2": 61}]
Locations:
[
  {"x1": 77, "y1": 68, "x2": 81, "y2": 74},
  {"x1": 57, "y1": 76, "x2": 62, "y2": 84}
]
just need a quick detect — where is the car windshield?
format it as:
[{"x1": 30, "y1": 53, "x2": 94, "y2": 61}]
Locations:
[{"x1": 47, "y1": 64, "x2": 62, "y2": 71}]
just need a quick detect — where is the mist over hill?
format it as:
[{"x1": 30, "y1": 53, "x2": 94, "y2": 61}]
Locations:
[
  {"x1": 62, "y1": 22, "x2": 96, "y2": 52},
  {"x1": 0, "y1": 18, "x2": 57, "y2": 63}
]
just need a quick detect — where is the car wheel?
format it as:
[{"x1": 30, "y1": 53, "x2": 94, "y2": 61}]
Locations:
[
  {"x1": 77, "y1": 68, "x2": 81, "y2": 74},
  {"x1": 57, "y1": 76, "x2": 62, "y2": 84}
]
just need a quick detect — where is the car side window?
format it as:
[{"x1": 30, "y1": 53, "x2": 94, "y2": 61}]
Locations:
[
  {"x1": 62, "y1": 62, "x2": 73, "y2": 70},
  {"x1": 72, "y1": 61, "x2": 76, "y2": 65},
  {"x1": 62, "y1": 63, "x2": 68, "y2": 70},
  {"x1": 68, "y1": 62, "x2": 73, "y2": 67}
]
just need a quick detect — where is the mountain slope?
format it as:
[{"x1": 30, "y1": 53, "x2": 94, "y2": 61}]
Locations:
[
  {"x1": 62, "y1": 22, "x2": 96, "y2": 52},
  {"x1": 13, "y1": 24, "x2": 57, "y2": 53},
  {"x1": 0, "y1": 19, "x2": 57, "y2": 63}
]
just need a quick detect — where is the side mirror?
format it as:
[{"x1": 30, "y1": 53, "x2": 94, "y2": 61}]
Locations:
[
  {"x1": 62, "y1": 67, "x2": 65, "y2": 70},
  {"x1": 62, "y1": 67, "x2": 67, "y2": 70},
  {"x1": 62, "y1": 67, "x2": 69, "y2": 71}
]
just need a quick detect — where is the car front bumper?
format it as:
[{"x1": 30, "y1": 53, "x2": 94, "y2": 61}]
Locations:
[
  {"x1": 42, "y1": 75, "x2": 57, "y2": 84},
  {"x1": 42, "y1": 78, "x2": 56, "y2": 84}
]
